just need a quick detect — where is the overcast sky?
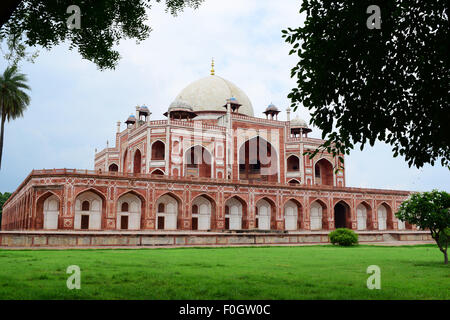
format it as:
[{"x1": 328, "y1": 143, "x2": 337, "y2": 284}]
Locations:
[{"x1": 0, "y1": 0, "x2": 448, "y2": 193}]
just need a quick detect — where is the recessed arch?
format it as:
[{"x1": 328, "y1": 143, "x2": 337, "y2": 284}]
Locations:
[
  {"x1": 310, "y1": 199, "x2": 328, "y2": 230},
  {"x1": 155, "y1": 192, "x2": 181, "y2": 230},
  {"x1": 116, "y1": 191, "x2": 144, "y2": 230},
  {"x1": 151, "y1": 140, "x2": 165, "y2": 160},
  {"x1": 224, "y1": 195, "x2": 248, "y2": 230},
  {"x1": 122, "y1": 148, "x2": 128, "y2": 173},
  {"x1": 36, "y1": 191, "x2": 61, "y2": 230},
  {"x1": 184, "y1": 144, "x2": 213, "y2": 178},
  {"x1": 286, "y1": 155, "x2": 300, "y2": 172},
  {"x1": 74, "y1": 189, "x2": 106, "y2": 230},
  {"x1": 150, "y1": 168, "x2": 165, "y2": 175},
  {"x1": 288, "y1": 178, "x2": 300, "y2": 184},
  {"x1": 133, "y1": 149, "x2": 142, "y2": 174},
  {"x1": 314, "y1": 158, "x2": 334, "y2": 186},
  {"x1": 377, "y1": 202, "x2": 393, "y2": 230},
  {"x1": 108, "y1": 163, "x2": 118, "y2": 172},
  {"x1": 81, "y1": 200, "x2": 90, "y2": 211},
  {"x1": 172, "y1": 140, "x2": 181, "y2": 155},
  {"x1": 238, "y1": 136, "x2": 278, "y2": 182},
  {"x1": 334, "y1": 200, "x2": 352, "y2": 229},
  {"x1": 191, "y1": 194, "x2": 216, "y2": 230},
  {"x1": 255, "y1": 197, "x2": 276, "y2": 230},
  {"x1": 284, "y1": 198, "x2": 303, "y2": 230},
  {"x1": 36, "y1": 190, "x2": 61, "y2": 204},
  {"x1": 74, "y1": 187, "x2": 107, "y2": 202},
  {"x1": 356, "y1": 201, "x2": 373, "y2": 230}
]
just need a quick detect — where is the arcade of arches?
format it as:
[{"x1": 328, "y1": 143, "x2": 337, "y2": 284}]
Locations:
[{"x1": 33, "y1": 190, "x2": 412, "y2": 231}]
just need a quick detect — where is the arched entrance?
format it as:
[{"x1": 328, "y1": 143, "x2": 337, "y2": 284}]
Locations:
[
  {"x1": 334, "y1": 201, "x2": 351, "y2": 229},
  {"x1": 108, "y1": 163, "x2": 118, "y2": 172},
  {"x1": 224, "y1": 196, "x2": 247, "y2": 230},
  {"x1": 74, "y1": 190, "x2": 104, "y2": 230},
  {"x1": 314, "y1": 158, "x2": 334, "y2": 186},
  {"x1": 117, "y1": 192, "x2": 142, "y2": 230},
  {"x1": 310, "y1": 200, "x2": 327, "y2": 230},
  {"x1": 377, "y1": 203, "x2": 393, "y2": 230},
  {"x1": 151, "y1": 141, "x2": 165, "y2": 160},
  {"x1": 155, "y1": 194, "x2": 179, "y2": 230},
  {"x1": 284, "y1": 199, "x2": 302, "y2": 230},
  {"x1": 255, "y1": 198, "x2": 275, "y2": 230},
  {"x1": 37, "y1": 193, "x2": 60, "y2": 230},
  {"x1": 357, "y1": 202, "x2": 372, "y2": 230},
  {"x1": 239, "y1": 136, "x2": 278, "y2": 182},
  {"x1": 185, "y1": 145, "x2": 212, "y2": 178},
  {"x1": 133, "y1": 149, "x2": 142, "y2": 174},
  {"x1": 286, "y1": 155, "x2": 299, "y2": 172},
  {"x1": 191, "y1": 195, "x2": 214, "y2": 230}
]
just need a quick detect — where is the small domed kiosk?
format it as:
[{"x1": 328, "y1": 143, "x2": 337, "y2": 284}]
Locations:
[
  {"x1": 290, "y1": 115, "x2": 312, "y2": 138},
  {"x1": 263, "y1": 103, "x2": 280, "y2": 120},
  {"x1": 164, "y1": 100, "x2": 197, "y2": 120}
]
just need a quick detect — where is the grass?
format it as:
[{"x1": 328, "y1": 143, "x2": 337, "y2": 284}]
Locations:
[{"x1": 0, "y1": 244, "x2": 448, "y2": 299}]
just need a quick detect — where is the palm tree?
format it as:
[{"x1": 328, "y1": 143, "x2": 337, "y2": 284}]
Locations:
[{"x1": 0, "y1": 65, "x2": 30, "y2": 169}]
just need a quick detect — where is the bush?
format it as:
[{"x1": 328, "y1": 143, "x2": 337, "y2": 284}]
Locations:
[{"x1": 329, "y1": 228, "x2": 358, "y2": 246}]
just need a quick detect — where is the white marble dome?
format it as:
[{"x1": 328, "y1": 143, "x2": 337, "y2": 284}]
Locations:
[
  {"x1": 174, "y1": 75, "x2": 254, "y2": 117},
  {"x1": 290, "y1": 115, "x2": 309, "y2": 128}
]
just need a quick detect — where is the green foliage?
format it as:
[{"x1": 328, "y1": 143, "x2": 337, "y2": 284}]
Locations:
[
  {"x1": 329, "y1": 228, "x2": 358, "y2": 246},
  {"x1": 0, "y1": 192, "x2": 12, "y2": 228},
  {"x1": 0, "y1": 0, "x2": 204, "y2": 69},
  {"x1": 0, "y1": 33, "x2": 39, "y2": 67},
  {"x1": 0, "y1": 65, "x2": 31, "y2": 169},
  {"x1": 283, "y1": 1, "x2": 449, "y2": 169},
  {"x1": 396, "y1": 190, "x2": 450, "y2": 263}
]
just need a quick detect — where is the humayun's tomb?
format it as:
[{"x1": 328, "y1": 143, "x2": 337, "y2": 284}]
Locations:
[{"x1": 0, "y1": 63, "x2": 431, "y2": 247}]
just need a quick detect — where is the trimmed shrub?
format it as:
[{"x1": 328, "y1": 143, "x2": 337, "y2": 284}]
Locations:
[{"x1": 329, "y1": 228, "x2": 358, "y2": 246}]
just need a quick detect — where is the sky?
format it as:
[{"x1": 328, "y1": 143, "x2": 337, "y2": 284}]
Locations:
[{"x1": 0, "y1": 0, "x2": 448, "y2": 193}]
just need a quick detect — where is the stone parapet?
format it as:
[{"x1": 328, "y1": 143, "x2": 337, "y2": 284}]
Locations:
[{"x1": 0, "y1": 230, "x2": 432, "y2": 248}]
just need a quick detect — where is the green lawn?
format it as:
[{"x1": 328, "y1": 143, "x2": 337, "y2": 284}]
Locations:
[{"x1": 0, "y1": 245, "x2": 448, "y2": 299}]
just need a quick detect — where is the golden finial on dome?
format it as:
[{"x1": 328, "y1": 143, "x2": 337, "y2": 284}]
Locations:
[{"x1": 210, "y1": 58, "x2": 215, "y2": 75}]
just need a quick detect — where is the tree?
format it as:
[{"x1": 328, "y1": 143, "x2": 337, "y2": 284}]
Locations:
[
  {"x1": 0, "y1": 0, "x2": 204, "y2": 69},
  {"x1": 0, "y1": 32, "x2": 39, "y2": 67},
  {"x1": 283, "y1": 1, "x2": 449, "y2": 169},
  {"x1": 396, "y1": 190, "x2": 450, "y2": 264},
  {"x1": 0, "y1": 192, "x2": 12, "y2": 228},
  {"x1": 0, "y1": 65, "x2": 31, "y2": 169}
]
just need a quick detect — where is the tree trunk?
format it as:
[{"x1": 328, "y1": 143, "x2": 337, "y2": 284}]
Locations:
[
  {"x1": 0, "y1": 111, "x2": 5, "y2": 169},
  {"x1": 432, "y1": 231, "x2": 448, "y2": 265}
]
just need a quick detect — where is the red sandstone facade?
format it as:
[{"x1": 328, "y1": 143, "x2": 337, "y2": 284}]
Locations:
[
  {"x1": 1, "y1": 72, "x2": 415, "y2": 232},
  {"x1": 2, "y1": 169, "x2": 413, "y2": 231}
]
